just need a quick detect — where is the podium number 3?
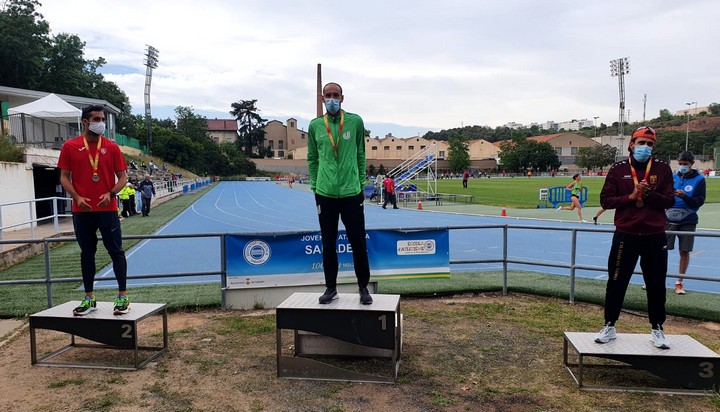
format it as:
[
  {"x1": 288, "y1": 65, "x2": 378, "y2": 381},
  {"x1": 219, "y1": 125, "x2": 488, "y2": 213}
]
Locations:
[
  {"x1": 121, "y1": 324, "x2": 133, "y2": 339},
  {"x1": 698, "y1": 362, "x2": 714, "y2": 378},
  {"x1": 378, "y1": 315, "x2": 387, "y2": 331}
]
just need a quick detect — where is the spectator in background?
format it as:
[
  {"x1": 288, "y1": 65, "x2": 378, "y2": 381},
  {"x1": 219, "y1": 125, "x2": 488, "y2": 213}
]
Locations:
[
  {"x1": 162, "y1": 163, "x2": 167, "y2": 172},
  {"x1": 666, "y1": 151, "x2": 706, "y2": 295},
  {"x1": 137, "y1": 175, "x2": 156, "y2": 217},
  {"x1": 148, "y1": 160, "x2": 155, "y2": 175},
  {"x1": 382, "y1": 174, "x2": 398, "y2": 209},
  {"x1": 118, "y1": 183, "x2": 133, "y2": 218},
  {"x1": 128, "y1": 179, "x2": 138, "y2": 216},
  {"x1": 462, "y1": 170, "x2": 469, "y2": 188}
]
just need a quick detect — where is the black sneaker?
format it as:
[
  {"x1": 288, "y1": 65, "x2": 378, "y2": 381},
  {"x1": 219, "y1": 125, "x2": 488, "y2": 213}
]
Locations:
[
  {"x1": 359, "y1": 287, "x2": 373, "y2": 305},
  {"x1": 592, "y1": 216, "x2": 598, "y2": 225},
  {"x1": 318, "y1": 288, "x2": 338, "y2": 304}
]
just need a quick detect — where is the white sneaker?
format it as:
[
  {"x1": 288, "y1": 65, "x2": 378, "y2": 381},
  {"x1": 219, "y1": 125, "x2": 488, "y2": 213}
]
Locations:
[
  {"x1": 651, "y1": 328, "x2": 671, "y2": 349},
  {"x1": 641, "y1": 284, "x2": 646, "y2": 290},
  {"x1": 594, "y1": 325, "x2": 617, "y2": 343},
  {"x1": 674, "y1": 283, "x2": 686, "y2": 295},
  {"x1": 556, "y1": 206, "x2": 562, "y2": 211},
  {"x1": 580, "y1": 219, "x2": 588, "y2": 223}
]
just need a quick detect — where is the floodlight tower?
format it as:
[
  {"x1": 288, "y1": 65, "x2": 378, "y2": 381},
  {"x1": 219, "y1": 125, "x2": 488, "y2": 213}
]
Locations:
[
  {"x1": 610, "y1": 57, "x2": 630, "y2": 159},
  {"x1": 144, "y1": 45, "x2": 159, "y2": 154}
]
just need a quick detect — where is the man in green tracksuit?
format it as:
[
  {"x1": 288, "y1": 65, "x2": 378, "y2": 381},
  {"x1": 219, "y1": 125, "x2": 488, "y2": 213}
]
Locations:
[{"x1": 308, "y1": 82, "x2": 372, "y2": 305}]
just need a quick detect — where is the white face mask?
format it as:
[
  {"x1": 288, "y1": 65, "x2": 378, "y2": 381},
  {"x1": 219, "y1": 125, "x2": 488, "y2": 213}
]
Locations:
[{"x1": 88, "y1": 121, "x2": 106, "y2": 135}]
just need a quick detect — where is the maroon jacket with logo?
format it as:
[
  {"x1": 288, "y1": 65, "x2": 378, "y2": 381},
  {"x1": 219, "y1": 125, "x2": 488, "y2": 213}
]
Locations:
[{"x1": 600, "y1": 157, "x2": 675, "y2": 235}]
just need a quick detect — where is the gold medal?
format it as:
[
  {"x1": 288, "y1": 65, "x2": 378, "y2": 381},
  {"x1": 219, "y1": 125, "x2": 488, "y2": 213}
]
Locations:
[{"x1": 92, "y1": 173, "x2": 100, "y2": 183}]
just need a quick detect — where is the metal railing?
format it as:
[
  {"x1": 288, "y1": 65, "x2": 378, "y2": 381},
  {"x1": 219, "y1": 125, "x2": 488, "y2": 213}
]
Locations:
[
  {"x1": 1, "y1": 225, "x2": 718, "y2": 310},
  {"x1": 0, "y1": 178, "x2": 210, "y2": 245},
  {"x1": 7, "y1": 113, "x2": 81, "y2": 149}
]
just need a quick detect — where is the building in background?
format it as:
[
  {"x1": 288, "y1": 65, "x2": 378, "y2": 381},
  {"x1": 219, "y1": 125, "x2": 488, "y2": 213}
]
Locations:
[{"x1": 206, "y1": 119, "x2": 238, "y2": 144}]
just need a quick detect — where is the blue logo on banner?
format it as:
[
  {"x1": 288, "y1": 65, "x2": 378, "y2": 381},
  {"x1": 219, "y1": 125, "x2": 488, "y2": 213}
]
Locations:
[{"x1": 243, "y1": 240, "x2": 271, "y2": 265}]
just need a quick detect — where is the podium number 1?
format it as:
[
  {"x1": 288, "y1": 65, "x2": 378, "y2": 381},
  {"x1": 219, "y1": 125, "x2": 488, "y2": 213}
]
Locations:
[{"x1": 378, "y1": 315, "x2": 387, "y2": 331}]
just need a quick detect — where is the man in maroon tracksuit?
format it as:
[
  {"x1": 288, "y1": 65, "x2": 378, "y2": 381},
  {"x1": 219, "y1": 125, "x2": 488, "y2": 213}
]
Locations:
[{"x1": 594, "y1": 126, "x2": 675, "y2": 349}]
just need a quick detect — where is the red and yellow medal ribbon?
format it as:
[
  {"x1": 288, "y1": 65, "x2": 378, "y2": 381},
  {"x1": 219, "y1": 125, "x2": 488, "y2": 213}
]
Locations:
[
  {"x1": 82, "y1": 136, "x2": 102, "y2": 180},
  {"x1": 323, "y1": 111, "x2": 344, "y2": 157},
  {"x1": 629, "y1": 156, "x2": 652, "y2": 207}
]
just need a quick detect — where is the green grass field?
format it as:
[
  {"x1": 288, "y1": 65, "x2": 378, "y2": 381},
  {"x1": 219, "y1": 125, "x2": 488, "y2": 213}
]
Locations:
[{"x1": 404, "y1": 176, "x2": 720, "y2": 209}]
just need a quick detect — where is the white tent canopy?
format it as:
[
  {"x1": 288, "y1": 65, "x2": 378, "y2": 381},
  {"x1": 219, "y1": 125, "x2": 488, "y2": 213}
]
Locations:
[{"x1": 8, "y1": 93, "x2": 81, "y2": 122}]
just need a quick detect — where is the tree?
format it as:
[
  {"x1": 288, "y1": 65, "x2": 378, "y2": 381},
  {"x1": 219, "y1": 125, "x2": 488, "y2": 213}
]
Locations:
[
  {"x1": 595, "y1": 144, "x2": 617, "y2": 171},
  {"x1": 574, "y1": 147, "x2": 594, "y2": 171},
  {"x1": 447, "y1": 136, "x2": 470, "y2": 172},
  {"x1": 0, "y1": 0, "x2": 50, "y2": 90},
  {"x1": 709, "y1": 103, "x2": 720, "y2": 116},
  {"x1": 378, "y1": 164, "x2": 386, "y2": 176},
  {"x1": 368, "y1": 164, "x2": 376, "y2": 177},
  {"x1": 41, "y1": 33, "x2": 87, "y2": 97},
  {"x1": 230, "y1": 100, "x2": 267, "y2": 157},
  {"x1": 575, "y1": 144, "x2": 617, "y2": 172},
  {"x1": 498, "y1": 138, "x2": 560, "y2": 172},
  {"x1": 658, "y1": 109, "x2": 674, "y2": 121}
]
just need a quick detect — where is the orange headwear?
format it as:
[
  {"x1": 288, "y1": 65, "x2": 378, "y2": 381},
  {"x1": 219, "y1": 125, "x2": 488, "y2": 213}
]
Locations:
[{"x1": 631, "y1": 126, "x2": 657, "y2": 142}]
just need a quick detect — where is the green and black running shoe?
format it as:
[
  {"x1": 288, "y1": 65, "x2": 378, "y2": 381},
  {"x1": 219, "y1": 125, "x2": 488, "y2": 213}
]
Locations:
[
  {"x1": 113, "y1": 295, "x2": 130, "y2": 315},
  {"x1": 73, "y1": 296, "x2": 97, "y2": 316}
]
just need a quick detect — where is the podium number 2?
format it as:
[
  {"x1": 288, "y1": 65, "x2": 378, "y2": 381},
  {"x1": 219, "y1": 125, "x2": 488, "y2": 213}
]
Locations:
[
  {"x1": 699, "y1": 362, "x2": 714, "y2": 378},
  {"x1": 378, "y1": 315, "x2": 387, "y2": 331},
  {"x1": 121, "y1": 324, "x2": 133, "y2": 339}
]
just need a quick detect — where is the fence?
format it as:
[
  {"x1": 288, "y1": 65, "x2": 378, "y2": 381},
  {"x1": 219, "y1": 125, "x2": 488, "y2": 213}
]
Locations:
[
  {"x1": 0, "y1": 178, "x2": 211, "y2": 245},
  {"x1": 1, "y1": 225, "x2": 718, "y2": 311},
  {"x1": 6, "y1": 113, "x2": 81, "y2": 149}
]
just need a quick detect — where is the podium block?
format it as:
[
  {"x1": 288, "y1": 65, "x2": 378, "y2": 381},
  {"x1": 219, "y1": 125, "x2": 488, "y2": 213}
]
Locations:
[
  {"x1": 276, "y1": 292, "x2": 401, "y2": 383},
  {"x1": 30, "y1": 301, "x2": 168, "y2": 370},
  {"x1": 564, "y1": 332, "x2": 720, "y2": 395}
]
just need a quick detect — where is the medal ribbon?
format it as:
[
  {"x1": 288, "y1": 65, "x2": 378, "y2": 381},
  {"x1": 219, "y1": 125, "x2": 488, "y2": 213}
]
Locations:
[
  {"x1": 83, "y1": 136, "x2": 102, "y2": 179},
  {"x1": 629, "y1": 156, "x2": 652, "y2": 206},
  {"x1": 323, "y1": 111, "x2": 344, "y2": 157}
]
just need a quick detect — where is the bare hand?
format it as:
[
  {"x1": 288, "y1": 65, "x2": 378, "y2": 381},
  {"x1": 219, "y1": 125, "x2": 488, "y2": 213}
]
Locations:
[
  {"x1": 674, "y1": 189, "x2": 686, "y2": 197},
  {"x1": 76, "y1": 196, "x2": 93, "y2": 211},
  {"x1": 97, "y1": 193, "x2": 112, "y2": 207},
  {"x1": 636, "y1": 180, "x2": 650, "y2": 195}
]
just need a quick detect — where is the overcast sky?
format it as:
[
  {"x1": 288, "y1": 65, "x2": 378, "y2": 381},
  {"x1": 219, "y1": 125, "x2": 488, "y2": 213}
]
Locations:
[{"x1": 39, "y1": 0, "x2": 719, "y2": 138}]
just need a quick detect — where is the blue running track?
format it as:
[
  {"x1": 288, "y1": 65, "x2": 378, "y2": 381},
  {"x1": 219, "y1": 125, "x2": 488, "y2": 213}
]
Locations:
[{"x1": 95, "y1": 181, "x2": 720, "y2": 294}]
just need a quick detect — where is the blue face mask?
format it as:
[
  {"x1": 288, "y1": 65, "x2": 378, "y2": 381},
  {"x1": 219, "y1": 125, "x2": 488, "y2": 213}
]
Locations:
[
  {"x1": 678, "y1": 165, "x2": 691, "y2": 174},
  {"x1": 633, "y1": 145, "x2": 652, "y2": 162},
  {"x1": 324, "y1": 98, "x2": 341, "y2": 114}
]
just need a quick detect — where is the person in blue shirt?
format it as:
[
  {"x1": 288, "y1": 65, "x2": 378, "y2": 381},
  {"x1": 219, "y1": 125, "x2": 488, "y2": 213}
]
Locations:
[{"x1": 666, "y1": 151, "x2": 706, "y2": 295}]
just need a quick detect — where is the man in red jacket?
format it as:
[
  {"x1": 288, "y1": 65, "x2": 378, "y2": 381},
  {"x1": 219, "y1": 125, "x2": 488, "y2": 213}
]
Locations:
[
  {"x1": 594, "y1": 126, "x2": 675, "y2": 349},
  {"x1": 382, "y1": 174, "x2": 398, "y2": 209}
]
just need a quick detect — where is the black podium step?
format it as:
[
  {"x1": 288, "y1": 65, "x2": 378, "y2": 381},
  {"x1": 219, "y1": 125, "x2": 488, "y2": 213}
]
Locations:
[
  {"x1": 276, "y1": 292, "x2": 402, "y2": 383},
  {"x1": 30, "y1": 301, "x2": 168, "y2": 370},
  {"x1": 564, "y1": 332, "x2": 720, "y2": 395}
]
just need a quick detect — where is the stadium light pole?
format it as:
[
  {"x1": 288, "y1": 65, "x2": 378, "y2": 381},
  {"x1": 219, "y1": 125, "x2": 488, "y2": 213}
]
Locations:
[
  {"x1": 685, "y1": 101, "x2": 695, "y2": 151},
  {"x1": 610, "y1": 57, "x2": 630, "y2": 160},
  {"x1": 144, "y1": 45, "x2": 160, "y2": 155},
  {"x1": 593, "y1": 116, "x2": 599, "y2": 138}
]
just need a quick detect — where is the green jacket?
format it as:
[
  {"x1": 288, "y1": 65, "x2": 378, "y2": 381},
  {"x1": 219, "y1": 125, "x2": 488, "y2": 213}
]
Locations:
[{"x1": 307, "y1": 110, "x2": 366, "y2": 198}]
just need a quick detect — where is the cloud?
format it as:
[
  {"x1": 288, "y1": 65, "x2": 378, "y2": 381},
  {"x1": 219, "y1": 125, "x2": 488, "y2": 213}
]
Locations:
[{"x1": 38, "y1": 0, "x2": 720, "y2": 137}]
